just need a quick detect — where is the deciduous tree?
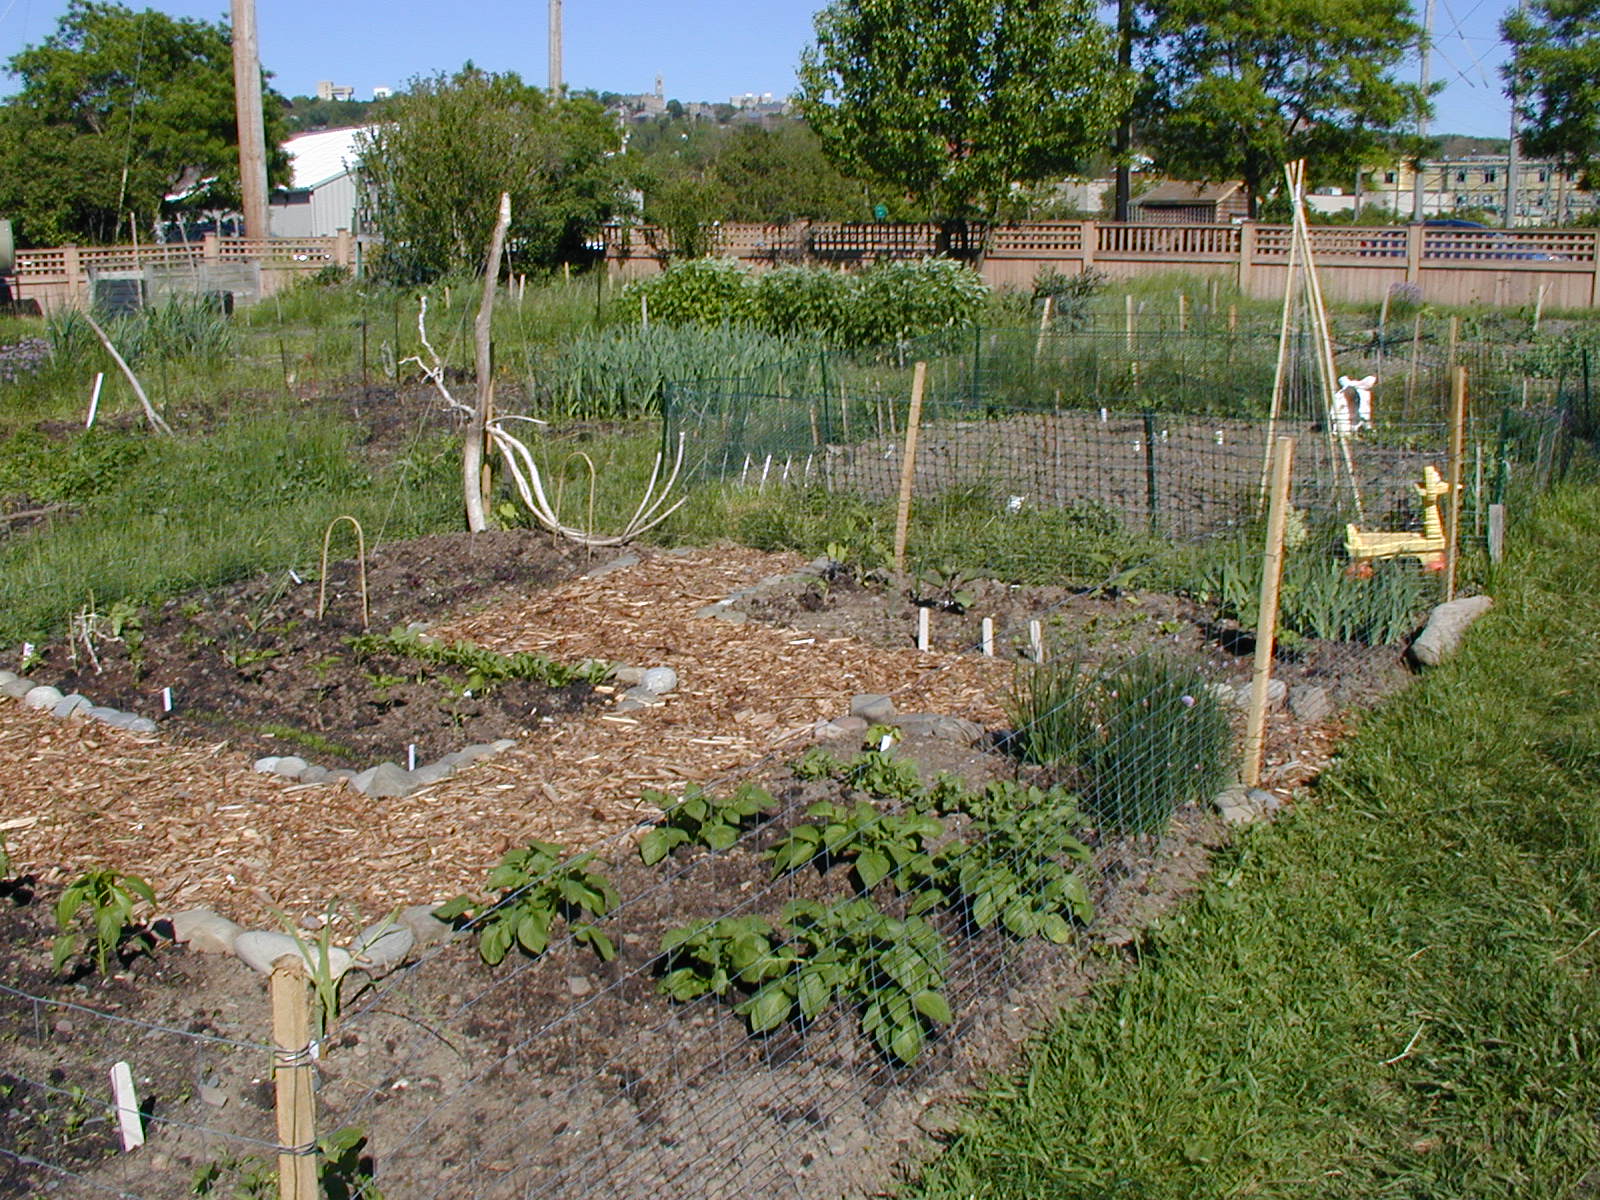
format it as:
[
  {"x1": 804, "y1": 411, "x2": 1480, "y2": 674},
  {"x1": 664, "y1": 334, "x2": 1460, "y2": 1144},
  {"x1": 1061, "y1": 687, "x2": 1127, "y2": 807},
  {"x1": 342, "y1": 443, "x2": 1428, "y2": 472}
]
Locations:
[
  {"x1": 0, "y1": 0, "x2": 288, "y2": 245},
  {"x1": 1504, "y1": 0, "x2": 1600, "y2": 189},
  {"x1": 1137, "y1": 0, "x2": 1429, "y2": 216},
  {"x1": 795, "y1": 0, "x2": 1130, "y2": 233},
  {"x1": 357, "y1": 67, "x2": 624, "y2": 282}
]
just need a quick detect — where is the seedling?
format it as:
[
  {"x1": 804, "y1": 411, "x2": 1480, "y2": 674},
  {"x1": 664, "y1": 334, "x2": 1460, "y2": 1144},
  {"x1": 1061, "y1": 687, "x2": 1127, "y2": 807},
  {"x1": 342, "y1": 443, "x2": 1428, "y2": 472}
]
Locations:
[
  {"x1": 436, "y1": 840, "x2": 619, "y2": 966},
  {"x1": 638, "y1": 782, "x2": 777, "y2": 865},
  {"x1": 53, "y1": 868, "x2": 156, "y2": 974}
]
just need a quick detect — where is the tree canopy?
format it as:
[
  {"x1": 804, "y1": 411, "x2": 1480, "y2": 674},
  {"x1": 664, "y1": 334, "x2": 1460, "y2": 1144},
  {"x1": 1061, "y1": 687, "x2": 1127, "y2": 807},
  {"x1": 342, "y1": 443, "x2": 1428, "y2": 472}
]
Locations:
[
  {"x1": 795, "y1": 0, "x2": 1130, "y2": 225},
  {"x1": 357, "y1": 67, "x2": 624, "y2": 282},
  {"x1": 1504, "y1": 0, "x2": 1600, "y2": 188},
  {"x1": 0, "y1": 0, "x2": 288, "y2": 245},
  {"x1": 1136, "y1": 0, "x2": 1430, "y2": 215}
]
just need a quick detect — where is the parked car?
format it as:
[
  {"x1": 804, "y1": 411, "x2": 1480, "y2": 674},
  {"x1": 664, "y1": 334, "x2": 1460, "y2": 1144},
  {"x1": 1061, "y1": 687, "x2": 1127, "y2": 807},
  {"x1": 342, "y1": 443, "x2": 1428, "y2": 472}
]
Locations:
[{"x1": 1422, "y1": 218, "x2": 1565, "y2": 261}]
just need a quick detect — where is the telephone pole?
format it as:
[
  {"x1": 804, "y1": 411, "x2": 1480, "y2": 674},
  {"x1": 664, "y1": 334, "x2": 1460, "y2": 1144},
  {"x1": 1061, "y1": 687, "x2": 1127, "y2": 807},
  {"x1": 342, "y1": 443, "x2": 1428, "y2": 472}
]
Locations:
[
  {"x1": 1505, "y1": 3, "x2": 1523, "y2": 229},
  {"x1": 230, "y1": 0, "x2": 269, "y2": 240},
  {"x1": 1113, "y1": 0, "x2": 1134, "y2": 222},
  {"x1": 1412, "y1": 0, "x2": 1435, "y2": 222},
  {"x1": 548, "y1": 0, "x2": 563, "y2": 96}
]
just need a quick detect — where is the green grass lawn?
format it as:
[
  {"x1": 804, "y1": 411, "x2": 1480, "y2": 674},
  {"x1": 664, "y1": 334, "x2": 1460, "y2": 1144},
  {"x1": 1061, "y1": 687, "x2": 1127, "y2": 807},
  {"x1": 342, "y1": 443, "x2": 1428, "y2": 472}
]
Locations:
[{"x1": 907, "y1": 480, "x2": 1600, "y2": 1199}]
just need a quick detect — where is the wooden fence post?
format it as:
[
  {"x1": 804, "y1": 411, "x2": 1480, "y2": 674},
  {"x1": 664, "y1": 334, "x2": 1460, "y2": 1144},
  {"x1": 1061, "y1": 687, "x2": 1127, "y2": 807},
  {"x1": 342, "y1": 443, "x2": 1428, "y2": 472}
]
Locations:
[
  {"x1": 270, "y1": 957, "x2": 317, "y2": 1200},
  {"x1": 1243, "y1": 436, "x2": 1295, "y2": 788},
  {"x1": 891, "y1": 361, "x2": 927, "y2": 575},
  {"x1": 1445, "y1": 366, "x2": 1469, "y2": 601}
]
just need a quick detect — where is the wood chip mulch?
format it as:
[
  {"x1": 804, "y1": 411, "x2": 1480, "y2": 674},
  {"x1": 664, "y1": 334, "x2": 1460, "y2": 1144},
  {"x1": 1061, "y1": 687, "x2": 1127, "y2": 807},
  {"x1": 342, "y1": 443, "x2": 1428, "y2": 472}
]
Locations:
[{"x1": 0, "y1": 547, "x2": 1010, "y2": 926}]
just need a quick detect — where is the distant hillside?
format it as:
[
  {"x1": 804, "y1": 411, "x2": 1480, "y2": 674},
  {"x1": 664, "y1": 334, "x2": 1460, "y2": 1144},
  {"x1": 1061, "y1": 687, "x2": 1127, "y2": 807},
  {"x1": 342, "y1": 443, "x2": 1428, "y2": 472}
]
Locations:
[{"x1": 1435, "y1": 134, "x2": 1511, "y2": 158}]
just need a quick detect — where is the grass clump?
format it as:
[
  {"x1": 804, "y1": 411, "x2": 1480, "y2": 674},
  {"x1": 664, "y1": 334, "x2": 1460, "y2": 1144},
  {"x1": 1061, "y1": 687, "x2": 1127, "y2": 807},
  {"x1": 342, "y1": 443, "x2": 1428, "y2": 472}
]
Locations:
[{"x1": 1007, "y1": 655, "x2": 1234, "y2": 834}]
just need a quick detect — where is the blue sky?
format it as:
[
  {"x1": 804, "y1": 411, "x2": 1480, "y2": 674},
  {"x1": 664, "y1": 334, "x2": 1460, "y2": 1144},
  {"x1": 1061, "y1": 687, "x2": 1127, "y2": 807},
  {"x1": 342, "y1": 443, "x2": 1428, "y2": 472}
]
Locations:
[{"x1": 0, "y1": 0, "x2": 1519, "y2": 139}]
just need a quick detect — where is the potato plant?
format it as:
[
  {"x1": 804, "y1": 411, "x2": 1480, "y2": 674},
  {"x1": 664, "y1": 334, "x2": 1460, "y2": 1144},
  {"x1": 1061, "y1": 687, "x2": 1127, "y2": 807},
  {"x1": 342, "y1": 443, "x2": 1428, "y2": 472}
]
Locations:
[
  {"x1": 766, "y1": 799, "x2": 945, "y2": 896},
  {"x1": 435, "y1": 841, "x2": 619, "y2": 966},
  {"x1": 638, "y1": 782, "x2": 777, "y2": 866}
]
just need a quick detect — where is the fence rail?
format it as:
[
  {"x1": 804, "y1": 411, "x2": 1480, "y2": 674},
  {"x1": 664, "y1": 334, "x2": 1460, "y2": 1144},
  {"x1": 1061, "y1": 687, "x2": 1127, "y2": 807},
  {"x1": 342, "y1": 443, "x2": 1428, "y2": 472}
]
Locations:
[
  {"x1": 605, "y1": 219, "x2": 1600, "y2": 309},
  {"x1": 8, "y1": 233, "x2": 355, "y2": 311}
]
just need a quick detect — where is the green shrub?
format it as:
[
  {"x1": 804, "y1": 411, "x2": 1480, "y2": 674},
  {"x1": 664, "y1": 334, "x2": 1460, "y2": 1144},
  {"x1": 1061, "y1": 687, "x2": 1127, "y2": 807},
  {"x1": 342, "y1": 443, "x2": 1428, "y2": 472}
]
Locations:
[
  {"x1": 1008, "y1": 655, "x2": 1234, "y2": 834},
  {"x1": 754, "y1": 265, "x2": 854, "y2": 341},
  {"x1": 844, "y1": 258, "x2": 988, "y2": 348},
  {"x1": 618, "y1": 258, "x2": 755, "y2": 329}
]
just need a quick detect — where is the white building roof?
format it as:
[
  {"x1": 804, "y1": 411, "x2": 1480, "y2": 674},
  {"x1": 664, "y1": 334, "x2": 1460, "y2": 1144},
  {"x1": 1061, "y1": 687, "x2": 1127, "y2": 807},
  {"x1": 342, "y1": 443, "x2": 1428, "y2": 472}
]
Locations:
[{"x1": 283, "y1": 126, "x2": 373, "y2": 190}]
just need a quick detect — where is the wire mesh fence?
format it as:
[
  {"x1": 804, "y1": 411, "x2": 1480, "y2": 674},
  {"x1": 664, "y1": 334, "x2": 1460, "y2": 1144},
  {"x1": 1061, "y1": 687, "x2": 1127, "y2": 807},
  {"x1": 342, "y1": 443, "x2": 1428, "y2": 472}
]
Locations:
[{"x1": 2, "y1": 309, "x2": 1592, "y2": 1199}]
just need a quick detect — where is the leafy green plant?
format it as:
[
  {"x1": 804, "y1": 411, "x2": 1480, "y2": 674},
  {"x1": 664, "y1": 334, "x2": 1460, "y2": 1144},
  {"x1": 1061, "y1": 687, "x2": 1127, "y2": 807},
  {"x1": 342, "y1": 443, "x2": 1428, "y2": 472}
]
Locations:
[
  {"x1": 658, "y1": 897, "x2": 952, "y2": 1065},
  {"x1": 52, "y1": 868, "x2": 156, "y2": 974},
  {"x1": 1008, "y1": 656, "x2": 1234, "y2": 834},
  {"x1": 319, "y1": 1126, "x2": 382, "y2": 1200},
  {"x1": 792, "y1": 745, "x2": 846, "y2": 781},
  {"x1": 767, "y1": 799, "x2": 945, "y2": 895},
  {"x1": 909, "y1": 565, "x2": 978, "y2": 614},
  {"x1": 435, "y1": 841, "x2": 619, "y2": 966},
  {"x1": 348, "y1": 627, "x2": 612, "y2": 691},
  {"x1": 937, "y1": 781, "x2": 1093, "y2": 941},
  {"x1": 638, "y1": 782, "x2": 777, "y2": 865},
  {"x1": 844, "y1": 744, "x2": 924, "y2": 801}
]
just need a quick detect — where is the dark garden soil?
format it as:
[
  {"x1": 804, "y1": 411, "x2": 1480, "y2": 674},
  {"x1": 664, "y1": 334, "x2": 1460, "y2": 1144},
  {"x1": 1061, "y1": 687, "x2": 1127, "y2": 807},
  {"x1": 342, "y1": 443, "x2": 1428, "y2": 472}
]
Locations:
[{"x1": 30, "y1": 529, "x2": 598, "y2": 769}]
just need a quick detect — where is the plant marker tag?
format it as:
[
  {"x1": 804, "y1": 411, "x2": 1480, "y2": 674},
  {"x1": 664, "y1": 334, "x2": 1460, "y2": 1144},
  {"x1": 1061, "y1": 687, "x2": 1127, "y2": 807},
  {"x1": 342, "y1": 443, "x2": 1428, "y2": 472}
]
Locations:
[
  {"x1": 288, "y1": 568, "x2": 302, "y2": 585},
  {"x1": 109, "y1": 1061, "x2": 144, "y2": 1151},
  {"x1": 917, "y1": 607, "x2": 930, "y2": 652},
  {"x1": 407, "y1": 743, "x2": 417, "y2": 771},
  {"x1": 1099, "y1": 408, "x2": 1107, "y2": 424},
  {"x1": 161, "y1": 687, "x2": 172, "y2": 712},
  {"x1": 981, "y1": 617, "x2": 995, "y2": 657},
  {"x1": 86, "y1": 372, "x2": 104, "y2": 429},
  {"x1": 878, "y1": 730, "x2": 894, "y2": 753},
  {"x1": 759, "y1": 454, "x2": 773, "y2": 490},
  {"x1": 20, "y1": 643, "x2": 32, "y2": 667},
  {"x1": 1029, "y1": 621, "x2": 1044, "y2": 663}
]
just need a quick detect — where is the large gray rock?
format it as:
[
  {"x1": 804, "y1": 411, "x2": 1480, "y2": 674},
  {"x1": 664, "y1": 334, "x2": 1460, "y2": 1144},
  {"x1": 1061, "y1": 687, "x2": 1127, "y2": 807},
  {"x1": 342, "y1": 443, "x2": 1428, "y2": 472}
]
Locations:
[
  {"x1": 233, "y1": 931, "x2": 353, "y2": 979},
  {"x1": 641, "y1": 666, "x2": 678, "y2": 694},
  {"x1": 1411, "y1": 595, "x2": 1494, "y2": 667},
  {"x1": 0, "y1": 669, "x2": 18, "y2": 687},
  {"x1": 354, "y1": 762, "x2": 413, "y2": 798},
  {"x1": 52, "y1": 693, "x2": 92, "y2": 719},
  {"x1": 612, "y1": 666, "x2": 647, "y2": 686},
  {"x1": 85, "y1": 706, "x2": 121, "y2": 723},
  {"x1": 22, "y1": 685, "x2": 63, "y2": 711},
  {"x1": 1289, "y1": 684, "x2": 1333, "y2": 724},
  {"x1": 408, "y1": 760, "x2": 454, "y2": 788},
  {"x1": 585, "y1": 551, "x2": 640, "y2": 579},
  {"x1": 298, "y1": 765, "x2": 332, "y2": 785},
  {"x1": 352, "y1": 919, "x2": 415, "y2": 976},
  {"x1": 621, "y1": 686, "x2": 664, "y2": 707},
  {"x1": 1233, "y1": 678, "x2": 1287, "y2": 711},
  {"x1": 397, "y1": 903, "x2": 456, "y2": 951},
  {"x1": 169, "y1": 908, "x2": 243, "y2": 955},
  {"x1": 889, "y1": 713, "x2": 985, "y2": 745},
  {"x1": 123, "y1": 716, "x2": 158, "y2": 735},
  {"x1": 850, "y1": 694, "x2": 897, "y2": 723},
  {"x1": 0, "y1": 677, "x2": 34, "y2": 699},
  {"x1": 1213, "y1": 784, "x2": 1283, "y2": 825}
]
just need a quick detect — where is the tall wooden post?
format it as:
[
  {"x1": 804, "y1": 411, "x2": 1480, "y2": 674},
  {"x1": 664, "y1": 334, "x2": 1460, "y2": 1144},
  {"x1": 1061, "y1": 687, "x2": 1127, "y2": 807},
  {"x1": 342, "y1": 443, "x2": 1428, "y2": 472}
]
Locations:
[
  {"x1": 270, "y1": 958, "x2": 317, "y2": 1200},
  {"x1": 1243, "y1": 437, "x2": 1295, "y2": 788},
  {"x1": 1445, "y1": 366, "x2": 1469, "y2": 600},
  {"x1": 230, "y1": 0, "x2": 270, "y2": 241},
  {"x1": 892, "y1": 361, "x2": 928, "y2": 575},
  {"x1": 465, "y1": 194, "x2": 511, "y2": 533}
]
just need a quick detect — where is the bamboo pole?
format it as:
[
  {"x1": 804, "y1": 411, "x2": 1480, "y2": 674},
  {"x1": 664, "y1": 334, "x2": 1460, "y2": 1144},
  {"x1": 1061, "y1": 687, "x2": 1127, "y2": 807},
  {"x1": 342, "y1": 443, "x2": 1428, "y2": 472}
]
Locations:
[
  {"x1": 891, "y1": 361, "x2": 927, "y2": 575},
  {"x1": 1445, "y1": 366, "x2": 1469, "y2": 601},
  {"x1": 1260, "y1": 162, "x2": 1304, "y2": 508},
  {"x1": 1035, "y1": 295, "x2": 1053, "y2": 359},
  {"x1": 1243, "y1": 436, "x2": 1295, "y2": 788},
  {"x1": 270, "y1": 958, "x2": 317, "y2": 1200}
]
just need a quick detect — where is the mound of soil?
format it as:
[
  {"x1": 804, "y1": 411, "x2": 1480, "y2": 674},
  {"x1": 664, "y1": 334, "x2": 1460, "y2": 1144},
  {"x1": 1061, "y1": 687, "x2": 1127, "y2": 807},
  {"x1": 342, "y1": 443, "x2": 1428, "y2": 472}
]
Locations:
[{"x1": 32, "y1": 529, "x2": 599, "y2": 767}]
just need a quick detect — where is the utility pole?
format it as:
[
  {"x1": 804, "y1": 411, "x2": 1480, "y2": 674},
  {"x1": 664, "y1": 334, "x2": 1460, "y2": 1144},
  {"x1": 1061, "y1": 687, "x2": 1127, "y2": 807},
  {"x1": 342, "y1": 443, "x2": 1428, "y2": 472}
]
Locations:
[
  {"x1": 1412, "y1": 0, "x2": 1435, "y2": 222},
  {"x1": 1113, "y1": 0, "x2": 1134, "y2": 222},
  {"x1": 548, "y1": 0, "x2": 563, "y2": 97},
  {"x1": 230, "y1": 0, "x2": 269, "y2": 240},
  {"x1": 1505, "y1": 9, "x2": 1522, "y2": 229}
]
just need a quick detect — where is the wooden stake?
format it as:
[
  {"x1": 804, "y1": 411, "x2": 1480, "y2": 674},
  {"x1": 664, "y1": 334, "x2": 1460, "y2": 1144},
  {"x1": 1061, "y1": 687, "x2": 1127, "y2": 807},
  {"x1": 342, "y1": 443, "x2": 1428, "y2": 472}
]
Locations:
[
  {"x1": 891, "y1": 361, "x2": 927, "y2": 575},
  {"x1": 464, "y1": 192, "x2": 511, "y2": 533},
  {"x1": 80, "y1": 313, "x2": 172, "y2": 436},
  {"x1": 1125, "y1": 293, "x2": 1135, "y2": 352},
  {"x1": 838, "y1": 383, "x2": 850, "y2": 438},
  {"x1": 270, "y1": 957, "x2": 317, "y2": 1200},
  {"x1": 1447, "y1": 314, "x2": 1459, "y2": 372},
  {"x1": 1533, "y1": 282, "x2": 1548, "y2": 336},
  {"x1": 1488, "y1": 503, "x2": 1505, "y2": 562},
  {"x1": 1178, "y1": 291, "x2": 1188, "y2": 332},
  {"x1": 1029, "y1": 620, "x2": 1044, "y2": 663},
  {"x1": 1035, "y1": 295, "x2": 1053, "y2": 360},
  {"x1": 1243, "y1": 436, "x2": 1295, "y2": 788},
  {"x1": 1445, "y1": 366, "x2": 1469, "y2": 601}
]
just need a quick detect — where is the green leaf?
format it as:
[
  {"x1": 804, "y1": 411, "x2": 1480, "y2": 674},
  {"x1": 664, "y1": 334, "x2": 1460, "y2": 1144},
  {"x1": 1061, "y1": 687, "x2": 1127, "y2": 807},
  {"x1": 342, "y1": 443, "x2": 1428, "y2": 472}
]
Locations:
[
  {"x1": 913, "y1": 989, "x2": 952, "y2": 1024},
  {"x1": 703, "y1": 823, "x2": 739, "y2": 851},
  {"x1": 856, "y1": 849, "x2": 892, "y2": 889},
  {"x1": 742, "y1": 984, "x2": 793, "y2": 1033},
  {"x1": 516, "y1": 909, "x2": 551, "y2": 955},
  {"x1": 888, "y1": 1020, "x2": 925, "y2": 1065},
  {"x1": 574, "y1": 924, "x2": 615, "y2": 962},
  {"x1": 479, "y1": 920, "x2": 514, "y2": 965},
  {"x1": 1040, "y1": 913, "x2": 1074, "y2": 943},
  {"x1": 639, "y1": 827, "x2": 681, "y2": 866},
  {"x1": 797, "y1": 970, "x2": 832, "y2": 1020},
  {"x1": 432, "y1": 895, "x2": 474, "y2": 922},
  {"x1": 51, "y1": 933, "x2": 78, "y2": 973}
]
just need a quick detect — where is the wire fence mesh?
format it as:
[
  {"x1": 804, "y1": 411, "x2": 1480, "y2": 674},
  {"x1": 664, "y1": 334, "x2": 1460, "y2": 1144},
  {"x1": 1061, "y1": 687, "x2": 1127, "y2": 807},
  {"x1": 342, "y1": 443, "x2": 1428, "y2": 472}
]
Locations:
[{"x1": 2, "y1": 310, "x2": 1592, "y2": 1199}]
